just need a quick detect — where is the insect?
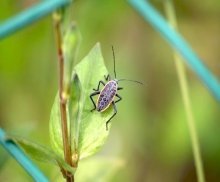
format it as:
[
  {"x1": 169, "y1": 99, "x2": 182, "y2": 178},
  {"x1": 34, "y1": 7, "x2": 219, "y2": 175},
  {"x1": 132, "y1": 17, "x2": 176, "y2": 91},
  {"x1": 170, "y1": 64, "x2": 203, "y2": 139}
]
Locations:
[{"x1": 90, "y1": 46, "x2": 143, "y2": 130}]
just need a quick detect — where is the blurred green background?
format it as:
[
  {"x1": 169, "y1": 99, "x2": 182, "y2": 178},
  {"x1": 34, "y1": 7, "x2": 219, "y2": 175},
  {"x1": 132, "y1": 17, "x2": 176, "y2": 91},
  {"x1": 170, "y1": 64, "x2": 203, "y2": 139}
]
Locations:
[{"x1": 0, "y1": 0, "x2": 220, "y2": 181}]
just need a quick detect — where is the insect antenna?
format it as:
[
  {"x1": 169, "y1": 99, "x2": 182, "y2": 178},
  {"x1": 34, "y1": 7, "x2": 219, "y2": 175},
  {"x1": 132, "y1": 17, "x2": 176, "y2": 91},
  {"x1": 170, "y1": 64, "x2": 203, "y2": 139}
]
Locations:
[
  {"x1": 112, "y1": 45, "x2": 117, "y2": 78},
  {"x1": 118, "y1": 79, "x2": 143, "y2": 85}
]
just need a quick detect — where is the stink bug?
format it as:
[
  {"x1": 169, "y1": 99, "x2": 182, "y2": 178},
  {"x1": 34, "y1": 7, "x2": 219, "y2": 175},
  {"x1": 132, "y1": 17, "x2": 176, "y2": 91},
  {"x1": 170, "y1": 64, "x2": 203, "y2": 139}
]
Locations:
[{"x1": 90, "y1": 46, "x2": 142, "y2": 130}]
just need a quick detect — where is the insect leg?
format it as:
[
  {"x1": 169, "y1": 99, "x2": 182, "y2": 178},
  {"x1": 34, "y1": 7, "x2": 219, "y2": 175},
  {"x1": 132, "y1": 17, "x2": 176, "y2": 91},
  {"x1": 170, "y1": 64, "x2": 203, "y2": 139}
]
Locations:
[
  {"x1": 104, "y1": 74, "x2": 110, "y2": 81},
  {"x1": 106, "y1": 101, "x2": 117, "y2": 130},
  {"x1": 117, "y1": 87, "x2": 123, "y2": 91},
  {"x1": 93, "y1": 80, "x2": 105, "y2": 91},
  {"x1": 90, "y1": 91, "x2": 100, "y2": 111},
  {"x1": 115, "y1": 94, "x2": 122, "y2": 103}
]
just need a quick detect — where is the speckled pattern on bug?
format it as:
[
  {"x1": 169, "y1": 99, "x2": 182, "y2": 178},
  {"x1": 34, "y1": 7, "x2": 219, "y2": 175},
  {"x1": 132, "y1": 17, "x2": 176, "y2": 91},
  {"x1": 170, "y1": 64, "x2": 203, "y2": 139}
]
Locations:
[{"x1": 97, "y1": 80, "x2": 118, "y2": 112}]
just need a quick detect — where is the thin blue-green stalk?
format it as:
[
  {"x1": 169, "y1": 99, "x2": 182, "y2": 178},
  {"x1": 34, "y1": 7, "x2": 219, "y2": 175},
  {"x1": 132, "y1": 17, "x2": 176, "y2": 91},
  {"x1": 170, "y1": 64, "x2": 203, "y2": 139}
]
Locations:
[
  {"x1": 164, "y1": 1, "x2": 205, "y2": 181},
  {"x1": 0, "y1": 0, "x2": 71, "y2": 39},
  {"x1": 128, "y1": 0, "x2": 220, "y2": 101},
  {"x1": 0, "y1": 128, "x2": 48, "y2": 182}
]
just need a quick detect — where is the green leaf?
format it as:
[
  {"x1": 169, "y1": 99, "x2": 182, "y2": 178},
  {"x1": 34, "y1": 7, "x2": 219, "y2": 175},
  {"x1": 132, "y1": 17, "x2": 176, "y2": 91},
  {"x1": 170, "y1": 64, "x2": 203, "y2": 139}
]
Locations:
[
  {"x1": 75, "y1": 43, "x2": 113, "y2": 159},
  {"x1": 8, "y1": 136, "x2": 75, "y2": 175},
  {"x1": 75, "y1": 157, "x2": 124, "y2": 182},
  {"x1": 69, "y1": 73, "x2": 82, "y2": 153},
  {"x1": 49, "y1": 93, "x2": 63, "y2": 159},
  {"x1": 63, "y1": 23, "x2": 81, "y2": 98},
  {"x1": 53, "y1": 157, "x2": 124, "y2": 182},
  {"x1": 49, "y1": 73, "x2": 82, "y2": 161},
  {"x1": 49, "y1": 43, "x2": 113, "y2": 161}
]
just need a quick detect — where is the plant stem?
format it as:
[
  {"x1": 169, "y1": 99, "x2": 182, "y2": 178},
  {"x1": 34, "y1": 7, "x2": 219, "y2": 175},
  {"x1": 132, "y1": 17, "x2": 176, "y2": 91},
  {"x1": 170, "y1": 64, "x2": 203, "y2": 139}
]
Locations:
[
  {"x1": 53, "y1": 12, "x2": 74, "y2": 182},
  {"x1": 164, "y1": 1, "x2": 205, "y2": 182}
]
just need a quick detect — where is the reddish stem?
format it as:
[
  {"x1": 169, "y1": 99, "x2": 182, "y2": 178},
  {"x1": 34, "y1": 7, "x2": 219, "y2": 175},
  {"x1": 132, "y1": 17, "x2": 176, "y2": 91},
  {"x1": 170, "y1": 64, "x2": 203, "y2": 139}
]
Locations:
[{"x1": 53, "y1": 13, "x2": 74, "y2": 182}]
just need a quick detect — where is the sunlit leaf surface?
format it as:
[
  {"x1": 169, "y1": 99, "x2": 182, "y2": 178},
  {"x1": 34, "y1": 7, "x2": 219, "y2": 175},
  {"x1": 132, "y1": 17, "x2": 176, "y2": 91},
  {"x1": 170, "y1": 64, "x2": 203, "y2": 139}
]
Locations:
[{"x1": 49, "y1": 43, "x2": 113, "y2": 161}]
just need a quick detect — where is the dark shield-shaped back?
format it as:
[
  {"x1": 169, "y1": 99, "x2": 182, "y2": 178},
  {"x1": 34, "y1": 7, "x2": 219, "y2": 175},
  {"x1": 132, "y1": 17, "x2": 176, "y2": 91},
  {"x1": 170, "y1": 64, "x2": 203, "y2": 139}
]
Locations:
[{"x1": 97, "y1": 80, "x2": 118, "y2": 112}]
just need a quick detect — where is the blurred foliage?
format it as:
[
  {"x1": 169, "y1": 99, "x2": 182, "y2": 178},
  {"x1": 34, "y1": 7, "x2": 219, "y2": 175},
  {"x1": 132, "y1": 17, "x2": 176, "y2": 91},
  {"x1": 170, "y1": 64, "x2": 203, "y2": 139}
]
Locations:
[{"x1": 0, "y1": 0, "x2": 220, "y2": 181}]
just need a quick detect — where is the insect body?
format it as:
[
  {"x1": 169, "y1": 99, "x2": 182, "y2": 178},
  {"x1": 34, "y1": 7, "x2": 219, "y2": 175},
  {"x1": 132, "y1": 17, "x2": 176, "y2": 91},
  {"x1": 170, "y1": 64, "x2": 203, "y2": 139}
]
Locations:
[
  {"x1": 90, "y1": 77, "x2": 123, "y2": 130},
  {"x1": 90, "y1": 46, "x2": 142, "y2": 130},
  {"x1": 97, "y1": 80, "x2": 118, "y2": 112}
]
